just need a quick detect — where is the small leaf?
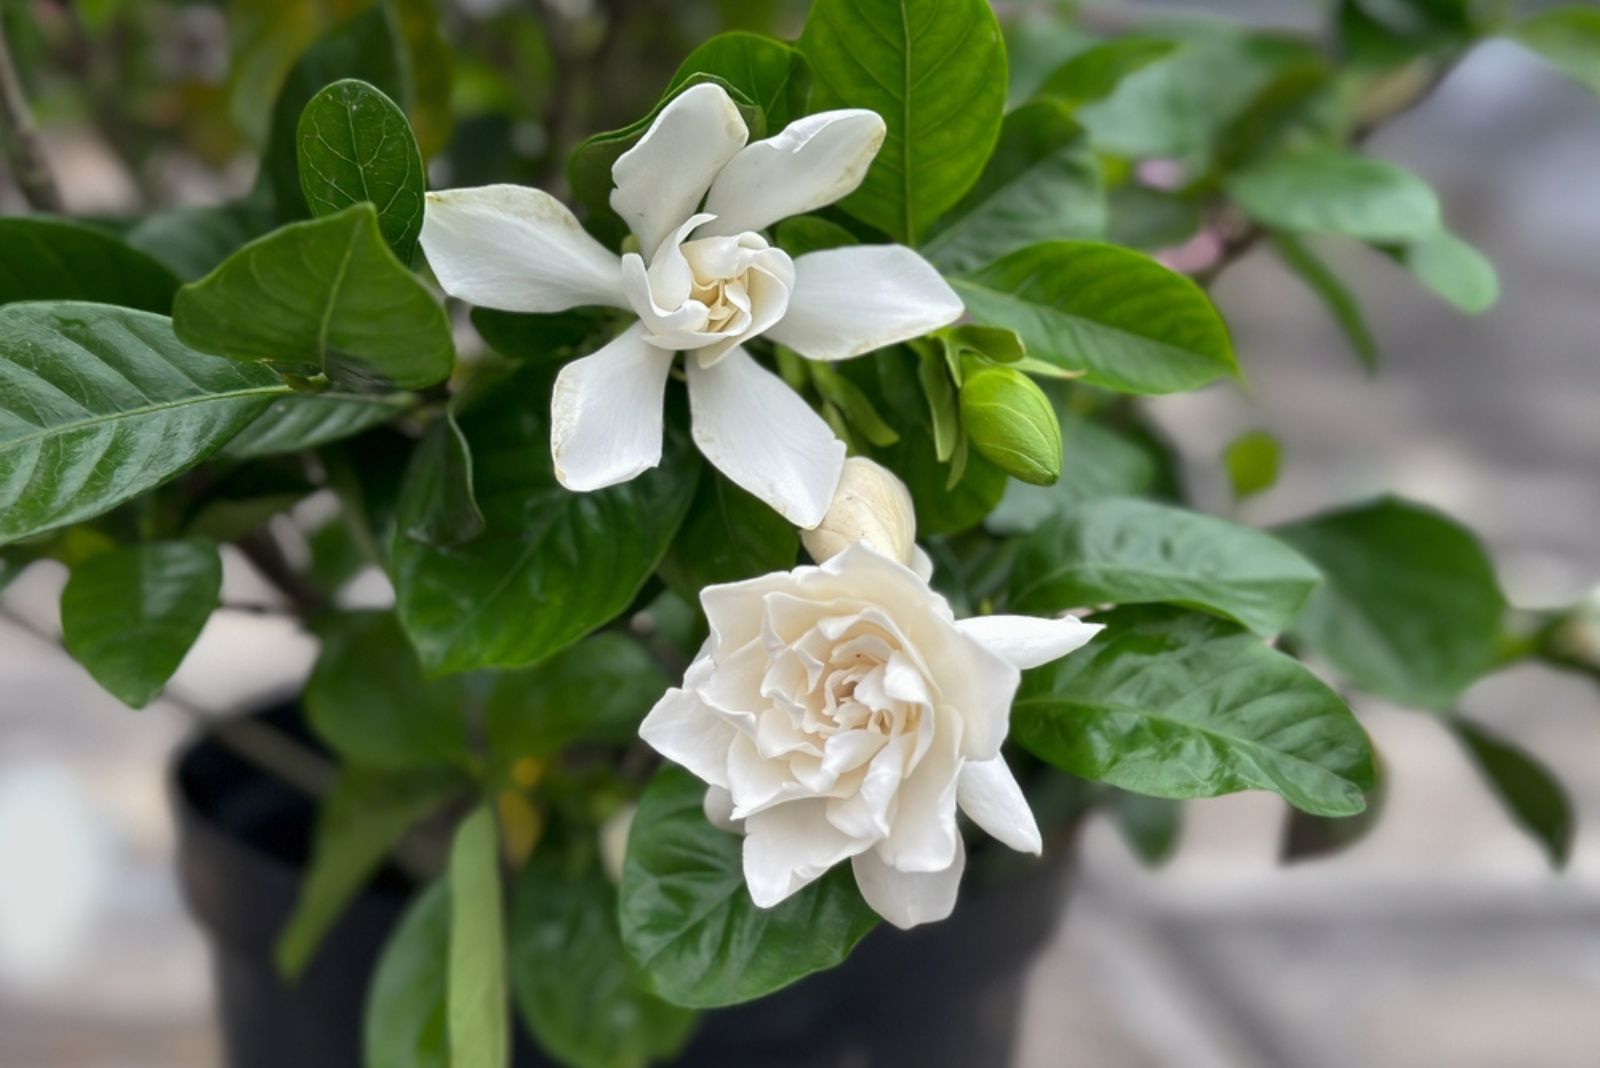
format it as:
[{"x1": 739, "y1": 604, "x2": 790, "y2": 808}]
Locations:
[
  {"x1": 366, "y1": 879, "x2": 451, "y2": 1068},
  {"x1": 1228, "y1": 149, "x2": 1442, "y2": 243},
  {"x1": 297, "y1": 79, "x2": 426, "y2": 261},
  {"x1": 1391, "y1": 228, "x2": 1499, "y2": 315},
  {"x1": 1454, "y1": 718, "x2": 1575, "y2": 868},
  {"x1": 1272, "y1": 233, "x2": 1379, "y2": 373},
  {"x1": 448, "y1": 805, "x2": 508, "y2": 1068},
  {"x1": 657, "y1": 471, "x2": 798, "y2": 605},
  {"x1": 396, "y1": 410, "x2": 485, "y2": 547},
  {"x1": 1507, "y1": 6, "x2": 1600, "y2": 95},
  {"x1": 1035, "y1": 37, "x2": 1178, "y2": 105},
  {"x1": 60, "y1": 540, "x2": 222, "y2": 708},
  {"x1": 1223, "y1": 429, "x2": 1282, "y2": 501},
  {"x1": 668, "y1": 31, "x2": 809, "y2": 131},
  {"x1": 0, "y1": 217, "x2": 179, "y2": 313}
]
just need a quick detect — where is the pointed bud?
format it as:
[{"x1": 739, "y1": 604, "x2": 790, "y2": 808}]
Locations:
[
  {"x1": 959, "y1": 367, "x2": 1062, "y2": 486},
  {"x1": 801, "y1": 457, "x2": 918, "y2": 568}
]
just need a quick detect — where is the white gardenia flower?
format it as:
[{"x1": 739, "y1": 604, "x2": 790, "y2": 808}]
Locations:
[
  {"x1": 419, "y1": 83, "x2": 965, "y2": 527},
  {"x1": 638, "y1": 542, "x2": 1103, "y2": 929}
]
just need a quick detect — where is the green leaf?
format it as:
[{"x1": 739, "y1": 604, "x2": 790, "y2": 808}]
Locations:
[
  {"x1": 173, "y1": 204, "x2": 455, "y2": 391},
  {"x1": 127, "y1": 199, "x2": 276, "y2": 283},
  {"x1": 225, "y1": 0, "x2": 365, "y2": 146},
  {"x1": 366, "y1": 879, "x2": 450, "y2": 1068},
  {"x1": 510, "y1": 852, "x2": 697, "y2": 1068},
  {"x1": 799, "y1": 0, "x2": 1008, "y2": 243},
  {"x1": 392, "y1": 368, "x2": 698, "y2": 675},
  {"x1": 1282, "y1": 752, "x2": 1386, "y2": 862},
  {"x1": 0, "y1": 303, "x2": 289, "y2": 546},
  {"x1": 448, "y1": 805, "x2": 508, "y2": 1068},
  {"x1": 297, "y1": 79, "x2": 426, "y2": 261},
  {"x1": 953, "y1": 242, "x2": 1237, "y2": 395},
  {"x1": 773, "y1": 215, "x2": 859, "y2": 258},
  {"x1": 221, "y1": 392, "x2": 410, "y2": 458},
  {"x1": 922, "y1": 98, "x2": 1104, "y2": 274},
  {"x1": 304, "y1": 611, "x2": 472, "y2": 769},
  {"x1": 1228, "y1": 150, "x2": 1442, "y2": 244},
  {"x1": 1454, "y1": 718, "x2": 1574, "y2": 868},
  {"x1": 1034, "y1": 36, "x2": 1178, "y2": 105},
  {"x1": 396, "y1": 411, "x2": 484, "y2": 547},
  {"x1": 388, "y1": 0, "x2": 454, "y2": 159},
  {"x1": 1223, "y1": 430, "x2": 1282, "y2": 501},
  {"x1": 1507, "y1": 6, "x2": 1600, "y2": 95},
  {"x1": 658, "y1": 472, "x2": 797, "y2": 605},
  {"x1": 277, "y1": 765, "x2": 464, "y2": 980},
  {"x1": 470, "y1": 308, "x2": 618, "y2": 364},
  {"x1": 484, "y1": 632, "x2": 669, "y2": 761},
  {"x1": 1113, "y1": 791, "x2": 1182, "y2": 866},
  {"x1": 0, "y1": 217, "x2": 179, "y2": 313},
  {"x1": 1010, "y1": 497, "x2": 1321, "y2": 636},
  {"x1": 59, "y1": 540, "x2": 222, "y2": 708},
  {"x1": 1391, "y1": 228, "x2": 1499, "y2": 315},
  {"x1": 1014, "y1": 607, "x2": 1375, "y2": 816},
  {"x1": 985, "y1": 411, "x2": 1167, "y2": 536},
  {"x1": 620, "y1": 765, "x2": 879, "y2": 1009},
  {"x1": 1272, "y1": 233, "x2": 1379, "y2": 373},
  {"x1": 668, "y1": 31, "x2": 809, "y2": 131},
  {"x1": 1277, "y1": 497, "x2": 1506, "y2": 709}
]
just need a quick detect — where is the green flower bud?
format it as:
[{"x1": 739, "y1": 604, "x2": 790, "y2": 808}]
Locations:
[{"x1": 958, "y1": 367, "x2": 1062, "y2": 486}]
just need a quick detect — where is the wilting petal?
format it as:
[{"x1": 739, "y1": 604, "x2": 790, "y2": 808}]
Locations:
[
  {"x1": 611, "y1": 83, "x2": 748, "y2": 258},
  {"x1": 421, "y1": 186, "x2": 625, "y2": 312},
  {"x1": 956, "y1": 615, "x2": 1104, "y2": 670},
  {"x1": 550, "y1": 323, "x2": 675, "y2": 491},
  {"x1": 639, "y1": 656, "x2": 734, "y2": 789},
  {"x1": 957, "y1": 757, "x2": 1042, "y2": 855},
  {"x1": 743, "y1": 799, "x2": 865, "y2": 907},
  {"x1": 686, "y1": 348, "x2": 846, "y2": 528},
  {"x1": 767, "y1": 245, "x2": 964, "y2": 361},
  {"x1": 852, "y1": 837, "x2": 965, "y2": 930},
  {"x1": 701, "y1": 110, "x2": 886, "y2": 237}
]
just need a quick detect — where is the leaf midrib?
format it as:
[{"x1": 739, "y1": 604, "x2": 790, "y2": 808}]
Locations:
[{"x1": 0, "y1": 383, "x2": 293, "y2": 454}]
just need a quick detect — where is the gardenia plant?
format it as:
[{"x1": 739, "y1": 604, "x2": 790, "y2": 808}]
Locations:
[{"x1": 0, "y1": 0, "x2": 1596, "y2": 1066}]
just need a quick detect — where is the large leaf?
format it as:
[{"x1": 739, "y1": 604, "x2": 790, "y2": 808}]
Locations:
[
  {"x1": 391, "y1": 368, "x2": 698, "y2": 675},
  {"x1": 297, "y1": 78, "x2": 426, "y2": 261},
  {"x1": 221, "y1": 392, "x2": 411, "y2": 458},
  {"x1": 1010, "y1": 498, "x2": 1320, "y2": 636},
  {"x1": 799, "y1": 0, "x2": 1008, "y2": 243},
  {"x1": 1277, "y1": 497, "x2": 1505, "y2": 709},
  {"x1": 668, "y1": 31, "x2": 809, "y2": 131},
  {"x1": 173, "y1": 204, "x2": 454, "y2": 391},
  {"x1": 0, "y1": 217, "x2": 180, "y2": 313},
  {"x1": 1507, "y1": 7, "x2": 1600, "y2": 95},
  {"x1": 1227, "y1": 149, "x2": 1442, "y2": 243},
  {"x1": 448, "y1": 805, "x2": 508, "y2": 1068},
  {"x1": 510, "y1": 853, "x2": 697, "y2": 1068},
  {"x1": 0, "y1": 303, "x2": 289, "y2": 546},
  {"x1": 1454, "y1": 718, "x2": 1574, "y2": 868},
  {"x1": 657, "y1": 472, "x2": 798, "y2": 605},
  {"x1": 59, "y1": 540, "x2": 222, "y2": 708},
  {"x1": 395, "y1": 410, "x2": 484, "y2": 547},
  {"x1": 1014, "y1": 607, "x2": 1375, "y2": 816},
  {"x1": 619, "y1": 765, "x2": 879, "y2": 1009},
  {"x1": 127, "y1": 199, "x2": 277, "y2": 282},
  {"x1": 921, "y1": 98, "x2": 1105, "y2": 273},
  {"x1": 953, "y1": 242, "x2": 1237, "y2": 394},
  {"x1": 366, "y1": 879, "x2": 450, "y2": 1068}
]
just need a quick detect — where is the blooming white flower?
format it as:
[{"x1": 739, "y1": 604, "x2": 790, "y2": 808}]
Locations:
[
  {"x1": 419, "y1": 83, "x2": 965, "y2": 527},
  {"x1": 638, "y1": 542, "x2": 1102, "y2": 929}
]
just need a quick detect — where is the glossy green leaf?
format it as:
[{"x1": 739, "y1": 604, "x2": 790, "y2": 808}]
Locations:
[
  {"x1": 1014, "y1": 607, "x2": 1375, "y2": 816},
  {"x1": 366, "y1": 879, "x2": 450, "y2": 1068},
  {"x1": 0, "y1": 217, "x2": 179, "y2": 313},
  {"x1": 221, "y1": 392, "x2": 410, "y2": 458},
  {"x1": 277, "y1": 765, "x2": 464, "y2": 980},
  {"x1": 668, "y1": 31, "x2": 809, "y2": 131},
  {"x1": 1223, "y1": 430, "x2": 1282, "y2": 501},
  {"x1": 1035, "y1": 36, "x2": 1177, "y2": 105},
  {"x1": 127, "y1": 200, "x2": 276, "y2": 283},
  {"x1": 620, "y1": 765, "x2": 879, "y2": 1009},
  {"x1": 658, "y1": 471, "x2": 797, "y2": 605},
  {"x1": 1011, "y1": 498, "x2": 1320, "y2": 636},
  {"x1": 0, "y1": 303, "x2": 289, "y2": 546},
  {"x1": 1278, "y1": 498, "x2": 1506, "y2": 709},
  {"x1": 391, "y1": 368, "x2": 698, "y2": 675},
  {"x1": 173, "y1": 204, "x2": 454, "y2": 391},
  {"x1": 59, "y1": 540, "x2": 222, "y2": 708},
  {"x1": 799, "y1": 0, "x2": 1008, "y2": 243},
  {"x1": 1282, "y1": 753, "x2": 1386, "y2": 863},
  {"x1": 1392, "y1": 228, "x2": 1499, "y2": 315},
  {"x1": 510, "y1": 853, "x2": 697, "y2": 1068},
  {"x1": 1228, "y1": 150, "x2": 1442, "y2": 243},
  {"x1": 1454, "y1": 718, "x2": 1574, "y2": 868},
  {"x1": 396, "y1": 411, "x2": 484, "y2": 547},
  {"x1": 304, "y1": 611, "x2": 472, "y2": 769},
  {"x1": 1273, "y1": 233, "x2": 1379, "y2": 373},
  {"x1": 922, "y1": 99, "x2": 1104, "y2": 274},
  {"x1": 297, "y1": 79, "x2": 426, "y2": 261},
  {"x1": 1507, "y1": 7, "x2": 1600, "y2": 95},
  {"x1": 448, "y1": 805, "x2": 508, "y2": 1068},
  {"x1": 953, "y1": 242, "x2": 1237, "y2": 395}
]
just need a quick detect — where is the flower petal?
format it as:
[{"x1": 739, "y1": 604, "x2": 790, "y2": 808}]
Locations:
[
  {"x1": 874, "y1": 711, "x2": 961, "y2": 872},
  {"x1": 701, "y1": 110, "x2": 886, "y2": 237},
  {"x1": 550, "y1": 323, "x2": 676, "y2": 491},
  {"x1": 955, "y1": 614, "x2": 1104, "y2": 670},
  {"x1": 852, "y1": 836, "x2": 965, "y2": 930},
  {"x1": 686, "y1": 347, "x2": 846, "y2": 528},
  {"x1": 610, "y1": 83, "x2": 749, "y2": 257},
  {"x1": 957, "y1": 757, "x2": 1042, "y2": 855},
  {"x1": 703, "y1": 786, "x2": 742, "y2": 834},
  {"x1": 421, "y1": 186, "x2": 625, "y2": 312},
  {"x1": 638, "y1": 653, "x2": 735, "y2": 789},
  {"x1": 742, "y1": 799, "x2": 865, "y2": 908},
  {"x1": 767, "y1": 245, "x2": 965, "y2": 361}
]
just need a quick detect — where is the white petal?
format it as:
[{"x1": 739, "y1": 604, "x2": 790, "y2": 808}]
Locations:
[
  {"x1": 686, "y1": 348, "x2": 846, "y2": 528},
  {"x1": 955, "y1": 615, "x2": 1104, "y2": 670},
  {"x1": 421, "y1": 186, "x2": 625, "y2": 312},
  {"x1": 610, "y1": 83, "x2": 749, "y2": 257},
  {"x1": 742, "y1": 799, "x2": 864, "y2": 908},
  {"x1": 875, "y1": 715, "x2": 961, "y2": 872},
  {"x1": 703, "y1": 786, "x2": 742, "y2": 834},
  {"x1": 550, "y1": 323, "x2": 675, "y2": 491},
  {"x1": 701, "y1": 110, "x2": 887, "y2": 237},
  {"x1": 957, "y1": 757, "x2": 1042, "y2": 855},
  {"x1": 767, "y1": 245, "x2": 964, "y2": 362},
  {"x1": 909, "y1": 545, "x2": 935, "y2": 582},
  {"x1": 638, "y1": 655, "x2": 735, "y2": 789},
  {"x1": 852, "y1": 837, "x2": 965, "y2": 930}
]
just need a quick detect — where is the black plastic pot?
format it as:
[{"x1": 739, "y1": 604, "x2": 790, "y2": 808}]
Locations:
[{"x1": 174, "y1": 705, "x2": 1074, "y2": 1068}]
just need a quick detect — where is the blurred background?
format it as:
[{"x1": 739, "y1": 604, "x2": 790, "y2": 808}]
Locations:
[{"x1": 1, "y1": 0, "x2": 1598, "y2": 1065}]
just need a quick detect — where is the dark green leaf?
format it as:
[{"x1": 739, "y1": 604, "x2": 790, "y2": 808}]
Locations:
[
  {"x1": 448, "y1": 805, "x2": 508, "y2": 1068},
  {"x1": 173, "y1": 204, "x2": 455, "y2": 391},
  {"x1": 668, "y1": 31, "x2": 809, "y2": 131},
  {"x1": 1014, "y1": 607, "x2": 1375, "y2": 816},
  {"x1": 0, "y1": 303, "x2": 288, "y2": 546},
  {"x1": 59, "y1": 540, "x2": 222, "y2": 708},
  {"x1": 1034, "y1": 36, "x2": 1177, "y2": 105},
  {"x1": 396, "y1": 411, "x2": 484, "y2": 547},
  {"x1": 620, "y1": 765, "x2": 879, "y2": 1008},
  {"x1": 1228, "y1": 150, "x2": 1442, "y2": 243},
  {"x1": 1223, "y1": 430, "x2": 1282, "y2": 501},
  {"x1": 773, "y1": 215, "x2": 859, "y2": 257},
  {"x1": 1113, "y1": 791, "x2": 1182, "y2": 866},
  {"x1": 221, "y1": 392, "x2": 411, "y2": 458},
  {"x1": 0, "y1": 217, "x2": 179, "y2": 313},
  {"x1": 953, "y1": 242, "x2": 1237, "y2": 395},
  {"x1": 366, "y1": 879, "x2": 450, "y2": 1068},
  {"x1": 658, "y1": 472, "x2": 797, "y2": 604},
  {"x1": 127, "y1": 199, "x2": 276, "y2": 283},
  {"x1": 1277, "y1": 497, "x2": 1506, "y2": 709},
  {"x1": 1454, "y1": 718, "x2": 1574, "y2": 868},
  {"x1": 1391, "y1": 228, "x2": 1499, "y2": 314},
  {"x1": 1506, "y1": 6, "x2": 1600, "y2": 95},
  {"x1": 470, "y1": 308, "x2": 618, "y2": 364},
  {"x1": 1272, "y1": 233, "x2": 1379, "y2": 373},
  {"x1": 799, "y1": 0, "x2": 1008, "y2": 243}
]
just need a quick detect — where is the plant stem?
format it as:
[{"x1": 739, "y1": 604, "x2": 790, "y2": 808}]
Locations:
[
  {"x1": 0, "y1": 17, "x2": 64, "y2": 211},
  {"x1": 238, "y1": 528, "x2": 329, "y2": 623}
]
